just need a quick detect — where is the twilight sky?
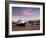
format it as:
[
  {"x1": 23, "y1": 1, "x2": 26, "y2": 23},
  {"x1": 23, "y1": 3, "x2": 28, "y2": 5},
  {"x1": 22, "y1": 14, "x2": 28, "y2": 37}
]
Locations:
[{"x1": 12, "y1": 7, "x2": 40, "y2": 22}]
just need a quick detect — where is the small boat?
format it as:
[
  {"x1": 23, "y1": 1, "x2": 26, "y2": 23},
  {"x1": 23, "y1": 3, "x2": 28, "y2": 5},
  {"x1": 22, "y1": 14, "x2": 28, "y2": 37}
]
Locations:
[{"x1": 16, "y1": 20, "x2": 26, "y2": 26}]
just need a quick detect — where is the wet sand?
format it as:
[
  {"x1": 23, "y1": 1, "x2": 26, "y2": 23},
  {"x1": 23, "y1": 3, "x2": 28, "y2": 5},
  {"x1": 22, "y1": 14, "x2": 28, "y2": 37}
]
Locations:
[{"x1": 12, "y1": 23, "x2": 40, "y2": 31}]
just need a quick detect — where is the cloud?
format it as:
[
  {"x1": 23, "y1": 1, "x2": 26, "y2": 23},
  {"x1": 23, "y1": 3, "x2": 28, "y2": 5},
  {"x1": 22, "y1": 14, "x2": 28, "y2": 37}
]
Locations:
[
  {"x1": 20, "y1": 10, "x2": 32, "y2": 16},
  {"x1": 12, "y1": 7, "x2": 40, "y2": 22}
]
